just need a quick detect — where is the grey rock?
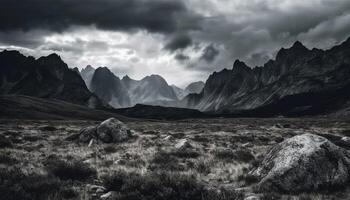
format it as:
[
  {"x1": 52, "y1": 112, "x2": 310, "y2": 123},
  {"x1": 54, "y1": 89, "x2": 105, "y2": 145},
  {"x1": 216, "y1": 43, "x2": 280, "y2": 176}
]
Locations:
[
  {"x1": 100, "y1": 191, "x2": 118, "y2": 200},
  {"x1": 79, "y1": 126, "x2": 97, "y2": 143},
  {"x1": 96, "y1": 118, "x2": 131, "y2": 143},
  {"x1": 252, "y1": 133, "x2": 350, "y2": 193},
  {"x1": 175, "y1": 139, "x2": 192, "y2": 150}
]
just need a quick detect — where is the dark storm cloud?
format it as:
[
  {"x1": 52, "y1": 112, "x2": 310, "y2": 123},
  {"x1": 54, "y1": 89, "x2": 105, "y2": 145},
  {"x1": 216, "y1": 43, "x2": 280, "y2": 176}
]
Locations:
[
  {"x1": 0, "y1": 0, "x2": 190, "y2": 33},
  {"x1": 200, "y1": 44, "x2": 219, "y2": 62},
  {"x1": 164, "y1": 34, "x2": 193, "y2": 51},
  {"x1": 175, "y1": 53, "x2": 190, "y2": 61}
]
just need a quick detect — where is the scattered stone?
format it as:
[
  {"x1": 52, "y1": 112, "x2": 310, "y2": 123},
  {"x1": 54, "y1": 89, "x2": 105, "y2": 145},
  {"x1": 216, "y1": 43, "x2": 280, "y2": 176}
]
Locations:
[
  {"x1": 244, "y1": 195, "x2": 260, "y2": 200},
  {"x1": 242, "y1": 142, "x2": 252, "y2": 148},
  {"x1": 163, "y1": 135, "x2": 174, "y2": 141},
  {"x1": 252, "y1": 133, "x2": 350, "y2": 193},
  {"x1": 87, "y1": 184, "x2": 106, "y2": 193},
  {"x1": 175, "y1": 139, "x2": 192, "y2": 150},
  {"x1": 100, "y1": 191, "x2": 118, "y2": 200}
]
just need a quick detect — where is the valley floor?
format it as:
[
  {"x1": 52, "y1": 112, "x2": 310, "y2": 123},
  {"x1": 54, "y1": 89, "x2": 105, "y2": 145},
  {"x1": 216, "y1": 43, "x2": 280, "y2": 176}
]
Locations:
[{"x1": 1, "y1": 117, "x2": 350, "y2": 200}]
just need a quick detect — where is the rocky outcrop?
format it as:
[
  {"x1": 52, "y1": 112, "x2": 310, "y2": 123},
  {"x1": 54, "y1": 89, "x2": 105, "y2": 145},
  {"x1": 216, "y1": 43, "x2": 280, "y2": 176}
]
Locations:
[
  {"x1": 77, "y1": 118, "x2": 132, "y2": 143},
  {"x1": 252, "y1": 134, "x2": 350, "y2": 193}
]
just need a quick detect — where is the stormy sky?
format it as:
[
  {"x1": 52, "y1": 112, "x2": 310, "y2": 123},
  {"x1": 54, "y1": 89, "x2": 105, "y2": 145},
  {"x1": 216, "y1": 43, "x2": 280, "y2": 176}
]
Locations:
[{"x1": 1, "y1": 0, "x2": 350, "y2": 87}]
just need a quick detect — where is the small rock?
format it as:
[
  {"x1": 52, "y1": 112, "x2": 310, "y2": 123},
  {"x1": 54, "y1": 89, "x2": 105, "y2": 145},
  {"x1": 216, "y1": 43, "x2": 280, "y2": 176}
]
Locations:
[
  {"x1": 163, "y1": 135, "x2": 174, "y2": 141},
  {"x1": 175, "y1": 139, "x2": 192, "y2": 150},
  {"x1": 87, "y1": 184, "x2": 106, "y2": 193},
  {"x1": 100, "y1": 191, "x2": 118, "y2": 200},
  {"x1": 244, "y1": 195, "x2": 260, "y2": 200}
]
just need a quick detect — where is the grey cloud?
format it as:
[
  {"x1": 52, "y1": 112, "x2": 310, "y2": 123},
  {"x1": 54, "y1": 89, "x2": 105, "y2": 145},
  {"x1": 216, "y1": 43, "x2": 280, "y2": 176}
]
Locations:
[
  {"x1": 200, "y1": 44, "x2": 219, "y2": 62},
  {"x1": 175, "y1": 53, "x2": 190, "y2": 61},
  {"x1": 164, "y1": 34, "x2": 193, "y2": 51}
]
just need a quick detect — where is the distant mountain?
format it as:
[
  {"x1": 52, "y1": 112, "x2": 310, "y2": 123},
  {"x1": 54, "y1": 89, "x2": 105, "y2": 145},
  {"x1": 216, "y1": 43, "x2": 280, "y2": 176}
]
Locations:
[
  {"x1": 90, "y1": 67, "x2": 131, "y2": 108},
  {"x1": 171, "y1": 85, "x2": 188, "y2": 100},
  {"x1": 0, "y1": 50, "x2": 105, "y2": 109},
  {"x1": 182, "y1": 37, "x2": 350, "y2": 116},
  {"x1": 87, "y1": 67, "x2": 178, "y2": 108},
  {"x1": 80, "y1": 65, "x2": 95, "y2": 89},
  {"x1": 185, "y1": 81, "x2": 205, "y2": 94}
]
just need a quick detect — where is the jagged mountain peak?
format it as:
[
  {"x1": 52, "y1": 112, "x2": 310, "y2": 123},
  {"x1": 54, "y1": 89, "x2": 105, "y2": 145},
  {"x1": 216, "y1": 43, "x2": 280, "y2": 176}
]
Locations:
[
  {"x1": 291, "y1": 41, "x2": 306, "y2": 49},
  {"x1": 81, "y1": 65, "x2": 95, "y2": 72},
  {"x1": 233, "y1": 59, "x2": 251, "y2": 72},
  {"x1": 275, "y1": 41, "x2": 310, "y2": 62},
  {"x1": 122, "y1": 75, "x2": 132, "y2": 81}
]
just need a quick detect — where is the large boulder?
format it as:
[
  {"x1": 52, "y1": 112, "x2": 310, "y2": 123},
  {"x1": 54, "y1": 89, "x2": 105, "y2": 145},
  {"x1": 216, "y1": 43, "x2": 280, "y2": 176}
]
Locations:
[
  {"x1": 251, "y1": 133, "x2": 350, "y2": 193},
  {"x1": 96, "y1": 118, "x2": 131, "y2": 143},
  {"x1": 77, "y1": 118, "x2": 132, "y2": 143}
]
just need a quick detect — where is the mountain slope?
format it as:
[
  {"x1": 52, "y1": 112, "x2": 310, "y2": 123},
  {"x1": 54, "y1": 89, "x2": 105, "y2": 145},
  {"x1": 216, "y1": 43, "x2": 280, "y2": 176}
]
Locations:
[
  {"x1": 182, "y1": 38, "x2": 350, "y2": 115},
  {"x1": 0, "y1": 95, "x2": 130, "y2": 120},
  {"x1": 185, "y1": 81, "x2": 205, "y2": 94},
  {"x1": 0, "y1": 50, "x2": 104, "y2": 109},
  {"x1": 80, "y1": 65, "x2": 95, "y2": 89}
]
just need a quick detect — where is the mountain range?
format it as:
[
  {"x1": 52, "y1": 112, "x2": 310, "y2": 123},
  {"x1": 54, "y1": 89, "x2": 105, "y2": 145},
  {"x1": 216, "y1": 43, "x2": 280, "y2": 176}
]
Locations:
[
  {"x1": 1, "y1": 36, "x2": 349, "y2": 118},
  {"x1": 180, "y1": 38, "x2": 350, "y2": 116},
  {"x1": 80, "y1": 66, "x2": 204, "y2": 108}
]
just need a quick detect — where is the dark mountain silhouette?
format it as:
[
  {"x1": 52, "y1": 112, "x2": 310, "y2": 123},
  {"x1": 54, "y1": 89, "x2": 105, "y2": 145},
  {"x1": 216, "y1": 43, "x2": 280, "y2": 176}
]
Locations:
[
  {"x1": 181, "y1": 37, "x2": 350, "y2": 116},
  {"x1": 0, "y1": 50, "x2": 105, "y2": 109}
]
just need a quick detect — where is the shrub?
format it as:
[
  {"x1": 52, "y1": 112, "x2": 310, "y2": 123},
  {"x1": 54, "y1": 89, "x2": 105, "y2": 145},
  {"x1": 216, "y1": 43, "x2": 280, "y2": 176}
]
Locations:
[
  {"x1": 103, "y1": 170, "x2": 244, "y2": 200},
  {"x1": 215, "y1": 149, "x2": 255, "y2": 163},
  {"x1": 0, "y1": 134, "x2": 13, "y2": 148},
  {"x1": 104, "y1": 145, "x2": 118, "y2": 153},
  {"x1": 0, "y1": 153, "x2": 18, "y2": 164},
  {"x1": 39, "y1": 126, "x2": 57, "y2": 131},
  {"x1": 0, "y1": 168, "x2": 61, "y2": 200},
  {"x1": 149, "y1": 150, "x2": 184, "y2": 171},
  {"x1": 193, "y1": 159, "x2": 211, "y2": 175},
  {"x1": 171, "y1": 149, "x2": 200, "y2": 158},
  {"x1": 237, "y1": 174, "x2": 259, "y2": 186},
  {"x1": 44, "y1": 156, "x2": 96, "y2": 181}
]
